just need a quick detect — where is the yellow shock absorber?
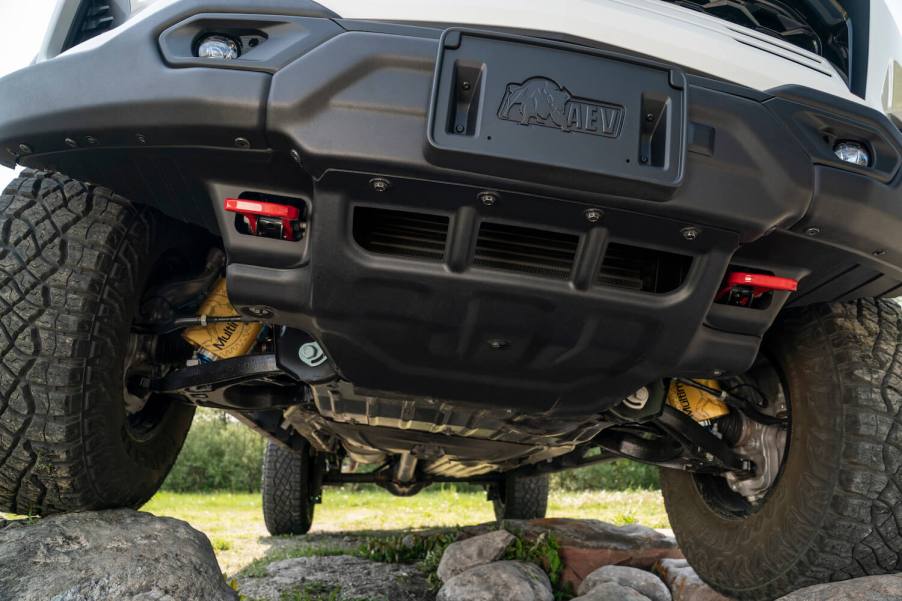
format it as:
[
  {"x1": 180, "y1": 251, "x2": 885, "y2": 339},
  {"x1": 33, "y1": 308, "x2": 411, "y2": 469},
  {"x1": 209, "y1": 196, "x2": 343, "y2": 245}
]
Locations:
[
  {"x1": 666, "y1": 379, "x2": 730, "y2": 423},
  {"x1": 182, "y1": 278, "x2": 262, "y2": 360}
]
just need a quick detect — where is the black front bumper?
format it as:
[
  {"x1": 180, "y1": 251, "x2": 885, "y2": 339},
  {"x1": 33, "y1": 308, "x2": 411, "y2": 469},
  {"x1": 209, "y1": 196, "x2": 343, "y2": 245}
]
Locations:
[{"x1": 1, "y1": 0, "x2": 900, "y2": 414}]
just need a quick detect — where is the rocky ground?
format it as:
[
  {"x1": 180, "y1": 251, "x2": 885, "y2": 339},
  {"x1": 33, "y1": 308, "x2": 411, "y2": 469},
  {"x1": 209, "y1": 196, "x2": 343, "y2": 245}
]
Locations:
[{"x1": 2, "y1": 510, "x2": 902, "y2": 601}]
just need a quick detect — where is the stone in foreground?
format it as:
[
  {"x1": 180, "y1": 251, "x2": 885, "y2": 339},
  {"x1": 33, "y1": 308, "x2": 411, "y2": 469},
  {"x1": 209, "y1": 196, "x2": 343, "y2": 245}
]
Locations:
[
  {"x1": 0, "y1": 509, "x2": 237, "y2": 601},
  {"x1": 579, "y1": 565, "x2": 671, "y2": 601},
  {"x1": 776, "y1": 574, "x2": 902, "y2": 600},
  {"x1": 437, "y1": 560, "x2": 553, "y2": 601},
  {"x1": 437, "y1": 529, "x2": 515, "y2": 582},
  {"x1": 654, "y1": 558, "x2": 734, "y2": 601},
  {"x1": 572, "y1": 581, "x2": 654, "y2": 600},
  {"x1": 464, "y1": 518, "x2": 682, "y2": 590},
  {"x1": 237, "y1": 555, "x2": 431, "y2": 601}
]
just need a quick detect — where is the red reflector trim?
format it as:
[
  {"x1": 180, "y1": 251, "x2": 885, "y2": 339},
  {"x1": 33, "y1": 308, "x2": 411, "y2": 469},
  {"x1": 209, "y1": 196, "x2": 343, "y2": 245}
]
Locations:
[
  {"x1": 224, "y1": 198, "x2": 300, "y2": 220},
  {"x1": 716, "y1": 272, "x2": 799, "y2": 302}
]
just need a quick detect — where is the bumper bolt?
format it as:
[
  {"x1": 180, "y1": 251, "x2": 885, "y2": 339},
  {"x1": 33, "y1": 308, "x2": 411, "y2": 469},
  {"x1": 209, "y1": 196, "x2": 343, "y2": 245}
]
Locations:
[
  {"x1": 584, "y1": 208, "x2": 604, "y2": 223},
  {"x1": 681, "y1": 226, "x2": 700, "y2": 241},
  {"x1": 370, "y1": 177, "x2": 391, "y2": 192},
  {"x1": 18, "y1": 144, "x2": 32, "y2": 154},
  {"x1": 487, "y1": 338, "x2": 510, "y2": 350},
  {"x1": 86, "y1": 136, "x2": 98, "y2": 145},
  {"x1": 64, "y1": 138, "x2": 78, "y2": 148},
  {"x1": 136, "y1": 134, "x2": 147, "y2": 145},
  {"x1": 873, "y1": 249, "x2": 886, "y2": 257},
  {"x1": 290, "y1": 149, "x2": 301, "y2": 165},
  {"x1": 234, "y1": 137, "x2": 251, "y2": 149},
  {"x1": 804, "y1": 227, "x2": 820, "y2": 237},
  {"x1": 478, "y1": 192, "x2": 497, "y2": 207}
]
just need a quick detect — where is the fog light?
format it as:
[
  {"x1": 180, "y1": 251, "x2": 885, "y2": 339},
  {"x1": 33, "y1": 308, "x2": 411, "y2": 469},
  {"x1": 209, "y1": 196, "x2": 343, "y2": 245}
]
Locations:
[
  {"x1": 833, "y1": 141, "x2": 870, "y2": 166},
  {"x1": 197, "y1": 35, "x2": 240, "y2": 59}
]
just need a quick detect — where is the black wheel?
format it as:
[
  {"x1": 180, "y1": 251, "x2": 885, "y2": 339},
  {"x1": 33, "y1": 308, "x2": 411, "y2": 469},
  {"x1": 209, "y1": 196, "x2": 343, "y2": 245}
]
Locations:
[
  {"x1": 492, "y1": 473, "x2": 549, "y2": 520},
  {"x1": 0, "y1": 171, "x2": 196, "y2": 515},
  {"x1": 262, "y1": 441, "x2": 323, "y2": 535},
  {"x1": 661, "y1": 298, "x2": 902, "y2": 600}
]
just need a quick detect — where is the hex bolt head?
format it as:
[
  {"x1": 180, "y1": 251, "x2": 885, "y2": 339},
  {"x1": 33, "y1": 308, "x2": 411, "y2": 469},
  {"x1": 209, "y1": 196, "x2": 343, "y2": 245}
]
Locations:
[
  {"x1": 873, "y1": 249, "x2": 887, "y2": 257},
  {"x1": 584, "y1": 208, "x2": 604, "y2": 223},
  {"x1": 370, "y1": 177, "x2": 391, "y2": 193},
  {"x1": 234, "y1": 137, "x2": 251, "y2": 149},
  {"x1": 681, "y1": 226, "x2": 700, "y2": 241},
  {"x1": 462, "y1": 81, "x2": 471, "y2": 91},
  {"x1": 64, "y1": 138, "x2": 78, "y2": 148},
  {"x1": 478, "y1": 192, "x2": 497, "y2": 207},
  {"x1": 135, "y1": 134, "x2": 147, "y2": 145},
  {"x1": 290, "y1": 149, "x2": 302, "y2": 165},
  {"x1": 487, "y1": 338, "x2": 510, "y2": 350},
  {"x1": 18, "y1": 143, "x2": 32, "y2": 154},
  {"x1": 86, "y1": 136, "x2": 98, "y2": 145},
  {"x1": 804, "y1": 227, "x2": 820, "y2": 237}
]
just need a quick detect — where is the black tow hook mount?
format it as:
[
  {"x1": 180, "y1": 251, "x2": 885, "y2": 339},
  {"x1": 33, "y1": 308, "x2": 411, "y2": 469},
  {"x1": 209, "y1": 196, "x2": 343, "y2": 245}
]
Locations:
[{"x1": 276, "y1": 327, "x2": 338, "y2": 384}]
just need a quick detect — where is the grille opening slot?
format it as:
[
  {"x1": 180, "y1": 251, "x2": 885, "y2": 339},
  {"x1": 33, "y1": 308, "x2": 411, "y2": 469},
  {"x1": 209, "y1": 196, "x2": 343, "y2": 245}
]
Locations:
[
  {"x1": 64, "y1": 0, "x2": 116, "y2": 50},
  {"x1": 353, "y1": 208, "x2": 450, "y2": 261},
  {"x1": 599, "y1": 243, "x2": 692, "y2": 293},
  {"x1": 474, "y1": 222, "x2": 579, "y2": 280}
]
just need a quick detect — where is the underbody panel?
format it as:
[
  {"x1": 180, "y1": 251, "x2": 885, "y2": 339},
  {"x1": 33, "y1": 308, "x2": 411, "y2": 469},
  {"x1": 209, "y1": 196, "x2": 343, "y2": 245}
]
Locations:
[{"x1": 1, "y1": 0, "x2": 901, "y2": 477}]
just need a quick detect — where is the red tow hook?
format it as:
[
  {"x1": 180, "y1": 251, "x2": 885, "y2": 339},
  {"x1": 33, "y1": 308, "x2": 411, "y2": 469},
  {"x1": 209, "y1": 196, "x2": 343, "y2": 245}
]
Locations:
[
  {"x1": 716, "y1": 272, "x2": 798, "y2": 307},
  {"x1": 224, "y1": 198, "x2": 301, "y2": 241}
]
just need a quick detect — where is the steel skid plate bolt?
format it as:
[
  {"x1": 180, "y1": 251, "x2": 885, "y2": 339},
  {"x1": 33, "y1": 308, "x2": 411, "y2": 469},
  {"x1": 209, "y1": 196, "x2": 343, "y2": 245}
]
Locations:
[
  {"x1": 681, "y1": 226, "x2": 700, "y2": 241},
  {"x1": 584, "y1": 208, "x2": 604, "y2": 223},
  {"x1": 478, "y1": 191, "x2": 498, "y2": 206},
  {"x1": 370, "y1": 177, "x2": 391, "y2": 192},
  {"x1": 298, "y1": 342, "x2": 327, "y2": 367}
]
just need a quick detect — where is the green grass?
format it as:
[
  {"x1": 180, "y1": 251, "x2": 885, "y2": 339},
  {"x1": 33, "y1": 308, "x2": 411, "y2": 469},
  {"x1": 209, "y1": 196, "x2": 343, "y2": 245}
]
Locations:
[{"x1": 140, "y1": 487, "x2": 668, "y2": 576}]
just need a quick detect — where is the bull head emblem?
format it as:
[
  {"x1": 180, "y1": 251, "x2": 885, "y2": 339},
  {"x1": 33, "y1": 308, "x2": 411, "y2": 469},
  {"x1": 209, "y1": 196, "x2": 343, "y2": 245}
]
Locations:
[{"x1": 498, "y1": 77, "x2": 572, "y2": 127}]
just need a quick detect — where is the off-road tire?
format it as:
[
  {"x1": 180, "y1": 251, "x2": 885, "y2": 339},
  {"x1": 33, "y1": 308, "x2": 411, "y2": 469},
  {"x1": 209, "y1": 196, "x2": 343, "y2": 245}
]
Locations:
[
  {"x1": 493, "y1": 473, "x2": 549, "y2": 521},
  {"x1": 0, "y1": 171, "x2": 195, "y2": 515},
  {"x1": 262, "y1": 441, "x2": 320, "y2": 535},
  {"x1": 661, "y1": 298, "x2": 902, "y2": 600}
]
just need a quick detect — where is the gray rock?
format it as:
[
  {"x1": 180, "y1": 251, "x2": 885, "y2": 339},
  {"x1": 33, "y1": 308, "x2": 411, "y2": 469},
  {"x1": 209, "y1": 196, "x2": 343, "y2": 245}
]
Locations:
[
  {"x1": 579, "y1": 565, "x2": 671, "y2": 601},
  {"x1": 572, "y1": 582, "x2": 653, "y2": 600},
  {"x1": 437, "y1": 529, "x2": 515, "y2": 582},
  {"x1": 237, "y1": 555, "x2": 431, "y2": 601},
  {"x1": 654, "y1": 559, "x2": 733, "y2": 601},
  {"x1": 0, "y1": 509, "x2": 236, "y2": 601},
  {"x1": 437, "y1": 561, "x2": 553, "y2": 601},
  {"x1": 776, "y1": 574, "x2": 902, "y2": 600}
]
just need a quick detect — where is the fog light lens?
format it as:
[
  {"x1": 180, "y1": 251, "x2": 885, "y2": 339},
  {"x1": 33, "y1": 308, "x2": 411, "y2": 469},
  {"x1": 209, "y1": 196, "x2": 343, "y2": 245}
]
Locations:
[
  {"x1": 197, "y1": 35, "x2": 240, "y2": 59},
  {"x1": 833, "y1": 141, "x2": 870, "y2": 166}
]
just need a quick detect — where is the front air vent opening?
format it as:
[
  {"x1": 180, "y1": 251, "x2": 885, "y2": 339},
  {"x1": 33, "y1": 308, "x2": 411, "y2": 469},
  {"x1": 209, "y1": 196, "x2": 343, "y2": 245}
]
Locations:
[
  {"x1": 599, "y1": 243, "x2": 692, "y2": 293},
  {"x1": 63, "y1": 0, "x2": 117, "y2": 51},
  {"x1": 473, "y1": 222, "x2": 579, "y2": 281},
  {"x1": 353, "y1": 208, "x2": 450, "y2": 261}
]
